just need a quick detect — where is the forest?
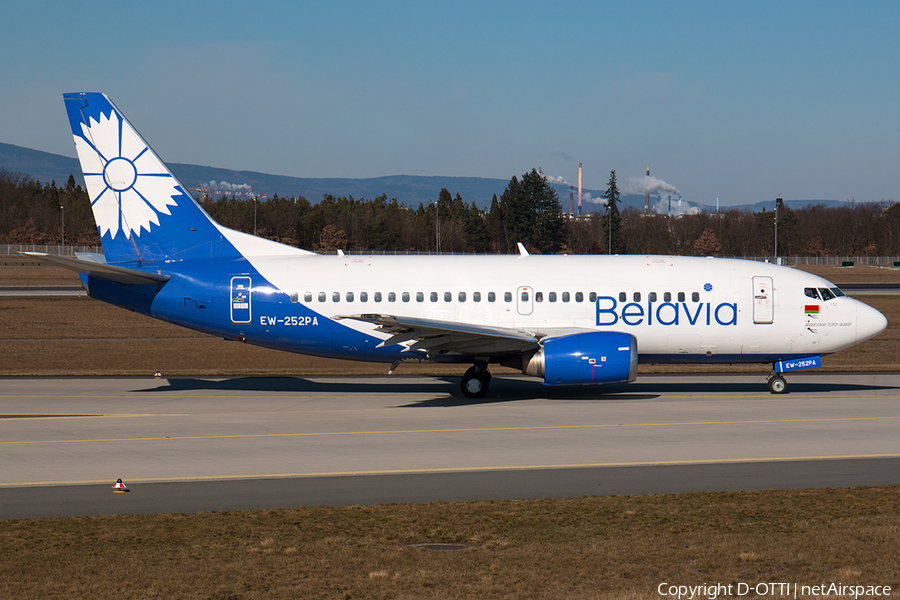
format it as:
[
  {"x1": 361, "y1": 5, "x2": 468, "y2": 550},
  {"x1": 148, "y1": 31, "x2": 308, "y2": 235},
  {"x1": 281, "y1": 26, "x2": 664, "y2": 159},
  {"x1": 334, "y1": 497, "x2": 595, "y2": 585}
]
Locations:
[{"x1": 2, "y1": 167, "x2": 898, "y2": 258}]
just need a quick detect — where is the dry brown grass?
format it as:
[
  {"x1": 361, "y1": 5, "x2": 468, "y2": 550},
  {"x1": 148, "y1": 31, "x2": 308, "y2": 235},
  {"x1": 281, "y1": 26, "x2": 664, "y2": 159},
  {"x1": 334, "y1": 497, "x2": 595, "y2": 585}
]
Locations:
[{"x1": 1, "y1": 487, "x2": 898, "y2": 599}]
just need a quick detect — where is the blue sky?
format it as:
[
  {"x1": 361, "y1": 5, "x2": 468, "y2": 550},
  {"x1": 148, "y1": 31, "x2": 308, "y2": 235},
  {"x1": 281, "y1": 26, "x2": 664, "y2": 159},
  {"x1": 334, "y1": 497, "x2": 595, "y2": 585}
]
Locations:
[{"x1": 2, "y1": 1, "x2": 898, "y2": 207}]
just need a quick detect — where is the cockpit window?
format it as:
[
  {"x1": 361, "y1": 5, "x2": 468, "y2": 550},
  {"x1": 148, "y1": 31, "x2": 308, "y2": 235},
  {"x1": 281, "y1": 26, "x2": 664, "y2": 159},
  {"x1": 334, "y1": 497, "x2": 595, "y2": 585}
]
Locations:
[
  {"x1": 804, "y1": 288, "x2": 820, "y2": 300},
  {"x1": 819, "y1": 288, "x2": 835, "y2": 301},
  {"x1": 830, "y1": 287, "x2": 845, "y2": 297}
]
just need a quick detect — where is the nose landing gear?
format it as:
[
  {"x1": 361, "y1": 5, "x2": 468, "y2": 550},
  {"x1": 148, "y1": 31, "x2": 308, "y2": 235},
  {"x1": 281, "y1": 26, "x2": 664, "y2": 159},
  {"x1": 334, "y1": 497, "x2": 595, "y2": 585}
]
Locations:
[{"x1": 767, "y1": 373, "x2": 787, "y2": 394}]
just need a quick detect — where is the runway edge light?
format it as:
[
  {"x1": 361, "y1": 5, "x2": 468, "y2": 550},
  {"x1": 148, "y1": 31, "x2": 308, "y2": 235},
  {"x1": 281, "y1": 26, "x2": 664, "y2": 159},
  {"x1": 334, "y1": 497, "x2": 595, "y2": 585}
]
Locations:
[{"x1": 112, "y1": 479, "x2": 130, "y2": 493}]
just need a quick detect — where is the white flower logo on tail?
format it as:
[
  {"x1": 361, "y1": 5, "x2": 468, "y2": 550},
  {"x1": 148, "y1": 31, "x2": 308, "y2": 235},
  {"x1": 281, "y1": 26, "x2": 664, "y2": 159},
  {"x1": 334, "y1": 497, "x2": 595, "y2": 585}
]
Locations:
[{"x1": 74, "y1": 109, "x2": 181, "y2": 239}]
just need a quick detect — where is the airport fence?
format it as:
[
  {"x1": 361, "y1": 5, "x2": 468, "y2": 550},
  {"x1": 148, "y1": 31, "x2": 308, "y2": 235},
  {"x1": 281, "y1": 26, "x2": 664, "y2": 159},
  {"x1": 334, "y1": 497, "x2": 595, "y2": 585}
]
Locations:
[
  {"x1": 725, "y1": 256, "x2": 900, "y2": 267},
  {"x1": 3, "y1": 244, "x2": 899, "y2": 267}
]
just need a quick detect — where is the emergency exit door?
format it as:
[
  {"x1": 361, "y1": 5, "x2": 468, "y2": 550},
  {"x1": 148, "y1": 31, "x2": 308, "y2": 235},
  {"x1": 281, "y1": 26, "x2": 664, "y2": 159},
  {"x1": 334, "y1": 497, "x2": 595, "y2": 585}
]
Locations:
[
  {"x1": 752, "y1": 276, "x2": 773, "y2": 324},
  {"x1": 517, "y1": 286, "x2": 533, "y2": 315}
]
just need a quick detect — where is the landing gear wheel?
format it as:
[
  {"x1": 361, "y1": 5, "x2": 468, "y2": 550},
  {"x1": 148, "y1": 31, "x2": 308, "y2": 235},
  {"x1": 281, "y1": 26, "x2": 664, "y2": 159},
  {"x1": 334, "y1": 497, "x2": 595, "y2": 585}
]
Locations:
[
  {"x1": 768, "y1": 375, "x2": 787, "y2": 394},
  {"x1": 461, "y1": 367, "x2": 491, "y2": 398}
]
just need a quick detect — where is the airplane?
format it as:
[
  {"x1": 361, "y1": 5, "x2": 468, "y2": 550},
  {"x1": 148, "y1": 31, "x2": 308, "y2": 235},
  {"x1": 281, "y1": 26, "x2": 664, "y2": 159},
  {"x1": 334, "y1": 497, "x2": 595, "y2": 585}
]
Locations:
[{"x1": 27, "y1": 92, "x2": 888, "y2": 398}]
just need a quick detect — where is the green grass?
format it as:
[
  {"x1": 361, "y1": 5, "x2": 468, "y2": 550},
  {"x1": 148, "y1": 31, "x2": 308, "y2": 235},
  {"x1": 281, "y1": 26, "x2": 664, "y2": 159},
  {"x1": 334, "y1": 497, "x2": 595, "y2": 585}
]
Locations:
[{"x1": 2, "y1": 488, "x2": 899, "y2": 599}]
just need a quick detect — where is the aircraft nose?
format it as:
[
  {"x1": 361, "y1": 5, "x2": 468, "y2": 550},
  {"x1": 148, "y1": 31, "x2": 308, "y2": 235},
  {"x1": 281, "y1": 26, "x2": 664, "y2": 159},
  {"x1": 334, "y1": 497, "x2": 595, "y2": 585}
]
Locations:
[{"x1": 856, "y1": 301, "x2": 888, "y2": 344}]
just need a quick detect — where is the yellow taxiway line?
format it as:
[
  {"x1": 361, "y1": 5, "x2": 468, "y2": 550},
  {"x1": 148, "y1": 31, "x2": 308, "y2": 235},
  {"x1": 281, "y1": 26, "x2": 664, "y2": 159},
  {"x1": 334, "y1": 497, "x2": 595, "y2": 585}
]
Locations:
[
  {"x1": 4, "y1": 453, "x2": 900, "y2": 487},
  {"x1": 1, "y1": 415, "x2": 898, "y2": 445}
]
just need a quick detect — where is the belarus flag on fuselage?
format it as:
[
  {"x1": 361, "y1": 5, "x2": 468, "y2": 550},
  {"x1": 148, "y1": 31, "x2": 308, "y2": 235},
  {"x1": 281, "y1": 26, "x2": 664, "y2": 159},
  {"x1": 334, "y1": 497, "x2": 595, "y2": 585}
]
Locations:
[{"x1": 805, "y1": 305, "x2": 820, "y2": 315}]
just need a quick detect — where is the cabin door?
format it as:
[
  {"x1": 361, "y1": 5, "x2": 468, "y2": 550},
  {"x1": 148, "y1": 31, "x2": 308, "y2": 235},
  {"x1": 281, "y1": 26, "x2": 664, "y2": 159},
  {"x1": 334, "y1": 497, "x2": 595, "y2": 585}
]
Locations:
[
  {"x1": 752, "y1": 276, "x2": 774, "y2": 324},
  {"x1": 230, "y1": 276, "x2": 252, "y2": 323}
]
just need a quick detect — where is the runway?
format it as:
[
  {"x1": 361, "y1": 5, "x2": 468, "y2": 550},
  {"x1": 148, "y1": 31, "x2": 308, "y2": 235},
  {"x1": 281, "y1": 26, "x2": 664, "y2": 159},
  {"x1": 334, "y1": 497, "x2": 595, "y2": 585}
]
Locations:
[{"x1": 1, "y1": 373, "x2": 898, "y2": 519}]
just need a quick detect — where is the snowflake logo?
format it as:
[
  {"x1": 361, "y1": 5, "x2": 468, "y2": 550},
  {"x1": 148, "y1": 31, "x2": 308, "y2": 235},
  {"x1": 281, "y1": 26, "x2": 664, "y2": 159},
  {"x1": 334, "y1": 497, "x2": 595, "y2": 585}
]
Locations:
[
  {"x1": 74, "y1": 109, "x2": 180, "y2": 239},
  {"x1": 704, "y1": 283, "x2": 713, "y2": 292}
]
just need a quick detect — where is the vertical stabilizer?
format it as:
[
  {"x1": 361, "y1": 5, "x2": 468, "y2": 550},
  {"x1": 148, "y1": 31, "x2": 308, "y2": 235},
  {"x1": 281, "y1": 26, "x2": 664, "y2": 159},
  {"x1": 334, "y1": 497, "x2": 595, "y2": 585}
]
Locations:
[{"x1": 63, "y1": 92, "x2": 236, "y2": 265}]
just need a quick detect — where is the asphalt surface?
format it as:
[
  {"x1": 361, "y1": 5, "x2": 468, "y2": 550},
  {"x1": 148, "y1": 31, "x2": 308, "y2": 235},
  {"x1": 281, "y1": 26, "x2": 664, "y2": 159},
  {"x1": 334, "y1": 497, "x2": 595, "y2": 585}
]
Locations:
[{"x1": 1, "y1": 373, "x2": 898, "y2": 519}]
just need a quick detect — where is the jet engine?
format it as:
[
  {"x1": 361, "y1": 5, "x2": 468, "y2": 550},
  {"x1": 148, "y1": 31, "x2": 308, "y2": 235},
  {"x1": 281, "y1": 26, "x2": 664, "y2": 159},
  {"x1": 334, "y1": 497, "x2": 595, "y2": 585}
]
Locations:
[{"x1": 522, "y1": 331, "x2": 638, "y2": 385}]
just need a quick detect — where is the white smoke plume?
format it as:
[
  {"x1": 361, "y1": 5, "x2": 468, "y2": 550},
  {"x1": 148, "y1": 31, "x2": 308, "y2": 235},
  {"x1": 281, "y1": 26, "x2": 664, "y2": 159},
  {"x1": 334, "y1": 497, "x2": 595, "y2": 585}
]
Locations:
[
  {"x1": 208, "y1": 180, "x2": 252, "y2": 193},
  {"x1": 545, "y1": 174, "x2": 571, "y2": 187},
  {"x1": 205, "y1": 180, "x2": 258, "y2": 198},
  {"x1": 623, "y1": 175, "x2": 680, "y2": 197},
  {"x1": 582, "y1": 192, "x2": 605, "y2": 205}
]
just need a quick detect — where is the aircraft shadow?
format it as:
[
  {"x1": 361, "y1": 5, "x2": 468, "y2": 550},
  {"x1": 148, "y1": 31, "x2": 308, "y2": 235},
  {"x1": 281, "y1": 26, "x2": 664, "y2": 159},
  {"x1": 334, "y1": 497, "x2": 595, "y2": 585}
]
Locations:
[{"x1": 131, "y1": 375, "x2": 897, "y2": 407}]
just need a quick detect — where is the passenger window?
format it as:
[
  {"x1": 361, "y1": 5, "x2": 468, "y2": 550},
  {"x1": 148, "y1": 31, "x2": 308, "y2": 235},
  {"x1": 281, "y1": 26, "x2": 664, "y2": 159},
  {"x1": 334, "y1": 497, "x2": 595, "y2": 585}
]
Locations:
[
  {"x1": 589, "y1": 292, "x2": 597, "y2": 302},
  {"x1": 290, "y1": 292, "x2": 299, "y2": 303},
  {"x1": 633, "y1": 292, "x2": 640, "y2": 302},
  {"x1": 360, "y1": 292, "x2": 368, "y2": 302},
  {"x1": 575, "y1": 292, "x2": 583, "y2": 302},
  {"x1": 374, "y1": 292, "x2": 382, "y2": 302},
  {"x1": 416, "y1": 292, "x2": 424, "y2": 302},
  {"x1": 388, "y1": 292, "x2": 396, "y2": 302},
  {"x1": 430, "y1": 292, "x2": 438, "y2": 302},
  {"x1": 805, "y1": 288, "x2": 821, "y2": 300},
  {"x1": 562, "y1": 292, "x2": 570, "y2": 302},
  {"x1": 535, "y1": 292, "x2": 543, "y2": 302},
  {"x1": 549, "y1": 292, "x2": 557, "y2": 302},
  {"x1": 346, "y1": 292, "x2": 354, "y2": 302},
  {"x1": 488, "y1": 292, "x2": 496, "y2": 302},
  {"x1": 664, "y1": 292, "x2": 671, "y2": 302},
  {"x1": 444, "y1": 292, "x2": 452, "y2": 302},
  {"x1": 649, "y1": 292, "x2": 657, "y2": 302},
  {"x1": 504, "y1": 292, "x2": 512, "y2": 302},
  {"x1": 402, "y1": 292, "x2": 410, "y2": 302},
  {"x1": 332, "y1": 292, "x2": 340, "y2": 302},
  {"x1": 691, "y1": 292, "x2": 699, "y2": 302},
  {"x1": 521, "y1": 291, "x2": 529, "y2": 302},
  {"x1": 619, "y1": 292, "x2": 627, "y2": 302},
  {"x1": 318, "y1": 292, "x2": 326, "y2": 302},
  {"x1": 304, "y1": 292, "x2": 312, "y2": 303},
  {"x1": 677, "y1": 292, "x2": 685, "y2": 302},
  {"x1": 459, "y1": 291, "x2": 467, "y2": 302},
  {"x1": 473, "y1": 291, "x2": 481, "y2": 302},
  {"x1": 819, "y1": 288, "x2": 835, "y2": 301}
]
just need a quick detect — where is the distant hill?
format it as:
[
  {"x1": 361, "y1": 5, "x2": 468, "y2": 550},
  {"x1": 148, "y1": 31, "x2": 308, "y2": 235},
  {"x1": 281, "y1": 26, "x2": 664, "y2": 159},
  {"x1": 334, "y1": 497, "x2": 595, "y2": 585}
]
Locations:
[{"x1": 1, "y1": 141, "x2": 846, "y2": 212}]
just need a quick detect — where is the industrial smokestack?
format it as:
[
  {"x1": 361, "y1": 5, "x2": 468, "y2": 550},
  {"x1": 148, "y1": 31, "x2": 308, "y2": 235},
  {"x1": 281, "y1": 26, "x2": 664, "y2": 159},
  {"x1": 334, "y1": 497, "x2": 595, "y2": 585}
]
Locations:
[
  {"x1": 569, "y1": 186, "x2": 574, "y2": 215},
  {"x1": 645, "y1": 165, "x2": 650, "y2": 214},
  {"x1": 578, "y1": 163, "x2": 582, "y2": 214}
]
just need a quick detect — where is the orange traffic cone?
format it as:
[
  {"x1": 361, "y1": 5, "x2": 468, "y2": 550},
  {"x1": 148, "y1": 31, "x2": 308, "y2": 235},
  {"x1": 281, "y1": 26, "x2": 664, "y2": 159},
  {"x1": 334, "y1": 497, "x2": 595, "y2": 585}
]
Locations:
[{"x1": 112, "y1": 478, "x2": 130, "y2": 493}]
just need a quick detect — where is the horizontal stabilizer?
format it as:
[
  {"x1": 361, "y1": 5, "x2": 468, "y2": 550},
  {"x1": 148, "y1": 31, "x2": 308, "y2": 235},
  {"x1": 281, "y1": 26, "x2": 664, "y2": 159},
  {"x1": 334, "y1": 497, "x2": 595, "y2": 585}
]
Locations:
[{"x1": 20, "y1": 252, "x2": 169, "y2": 285}]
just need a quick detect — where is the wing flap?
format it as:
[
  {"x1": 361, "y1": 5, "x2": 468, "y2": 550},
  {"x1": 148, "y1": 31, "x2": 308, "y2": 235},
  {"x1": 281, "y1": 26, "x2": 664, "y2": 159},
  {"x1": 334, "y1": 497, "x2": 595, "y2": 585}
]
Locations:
[{"x1": 336, "y1": 313, "x2": 542, "y2": 357}]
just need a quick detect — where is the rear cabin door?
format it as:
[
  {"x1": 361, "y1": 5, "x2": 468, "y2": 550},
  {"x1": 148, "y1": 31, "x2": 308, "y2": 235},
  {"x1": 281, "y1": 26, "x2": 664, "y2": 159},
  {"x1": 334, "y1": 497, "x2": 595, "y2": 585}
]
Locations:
[
  {"x1": 752, "y1": 276, "x2": 774, "y2": 324},
  {"x1": 230, "y1": 276, "x2": 252, "y2": 323}
]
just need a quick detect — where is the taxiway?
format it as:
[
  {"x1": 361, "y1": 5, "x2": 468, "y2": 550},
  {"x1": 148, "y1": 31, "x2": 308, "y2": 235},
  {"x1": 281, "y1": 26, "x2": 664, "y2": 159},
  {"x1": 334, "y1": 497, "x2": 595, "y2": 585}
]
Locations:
[{"x1": 1, "y1": 373, "x2": 898, "y2": 518}]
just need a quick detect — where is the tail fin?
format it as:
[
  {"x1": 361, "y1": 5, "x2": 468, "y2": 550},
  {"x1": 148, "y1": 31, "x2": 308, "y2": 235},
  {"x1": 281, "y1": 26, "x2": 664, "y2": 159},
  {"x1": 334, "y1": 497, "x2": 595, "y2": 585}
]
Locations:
[{"x1": 63, "y1": 92, "x2": 237, "y2": 264}]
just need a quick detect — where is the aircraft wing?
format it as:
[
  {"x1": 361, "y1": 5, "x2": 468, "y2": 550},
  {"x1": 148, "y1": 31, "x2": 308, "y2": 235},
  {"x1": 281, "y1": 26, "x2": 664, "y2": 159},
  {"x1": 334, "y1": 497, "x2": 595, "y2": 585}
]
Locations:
[
  {"x1": 335, "y1": 313, "x2": 543, "y2": 356},
  {"x1": 20, "y1": 252, "x2": 170, "y2": 285}
]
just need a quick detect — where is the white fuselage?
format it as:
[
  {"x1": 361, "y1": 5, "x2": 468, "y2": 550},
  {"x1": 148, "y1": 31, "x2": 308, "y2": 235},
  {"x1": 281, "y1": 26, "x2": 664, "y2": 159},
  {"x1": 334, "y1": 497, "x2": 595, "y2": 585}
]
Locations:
[{"x1": 240, "y1": 253, "x2": 885, "y2": 363}]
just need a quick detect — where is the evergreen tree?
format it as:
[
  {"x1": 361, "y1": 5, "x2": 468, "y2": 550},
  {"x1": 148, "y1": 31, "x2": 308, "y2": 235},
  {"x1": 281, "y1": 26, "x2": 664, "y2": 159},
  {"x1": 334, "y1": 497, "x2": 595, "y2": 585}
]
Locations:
[
  {"x1": 498, "y1": 169, "x2": 565, "y2": 253},
  {"x1": 601, "y1": 170, "x2": 623, "y2": 254}
]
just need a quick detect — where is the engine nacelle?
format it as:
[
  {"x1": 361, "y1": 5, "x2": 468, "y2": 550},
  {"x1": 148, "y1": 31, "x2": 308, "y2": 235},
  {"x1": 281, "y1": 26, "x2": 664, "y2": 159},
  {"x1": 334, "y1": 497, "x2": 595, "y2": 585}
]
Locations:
[{"x1": 522, "y1": 331, "x2": 638, "y2": 385}]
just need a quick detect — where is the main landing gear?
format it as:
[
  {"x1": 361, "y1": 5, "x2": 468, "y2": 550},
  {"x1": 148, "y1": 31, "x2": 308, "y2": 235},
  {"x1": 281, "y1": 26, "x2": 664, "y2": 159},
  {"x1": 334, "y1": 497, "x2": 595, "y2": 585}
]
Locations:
[
  {"x1": 461, "y1": 365, "x2": 492, "y2": 398},
  {"x1": 767, "y1": 372, "x2": 787, "y2": 394}
]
